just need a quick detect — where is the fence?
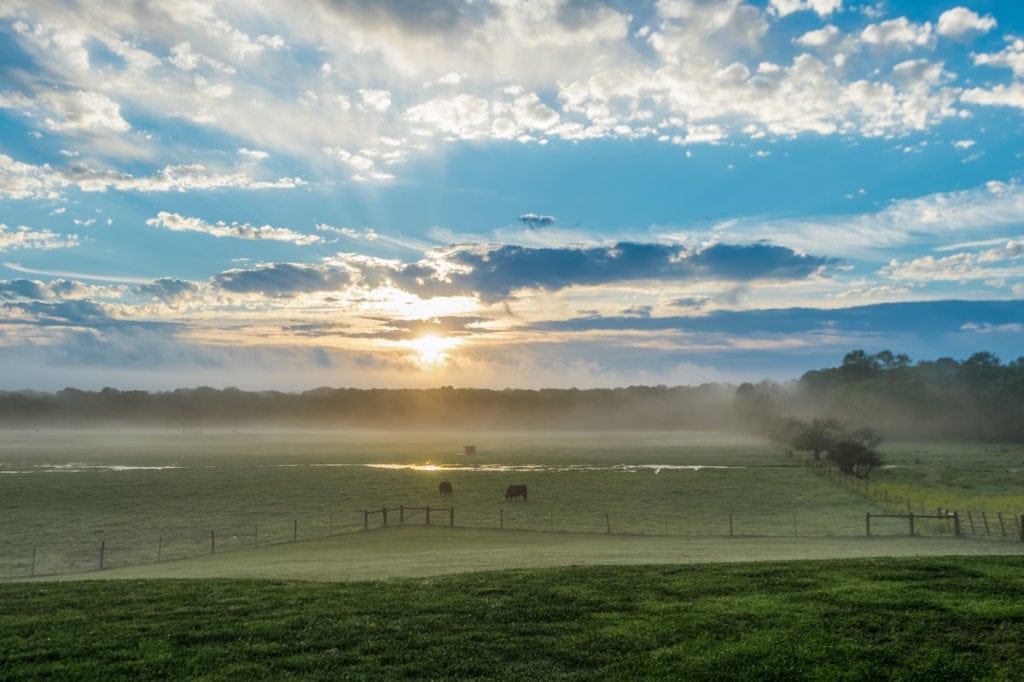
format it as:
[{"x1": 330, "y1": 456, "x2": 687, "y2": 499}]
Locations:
[{"x1": 813, "y1": 463, "x2": 1024, "y2": 543}]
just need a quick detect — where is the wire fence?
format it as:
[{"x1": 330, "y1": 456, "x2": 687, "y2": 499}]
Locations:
[
  {"x1": 5, "y1": 493, "x2": 1020, "y2": 580},
  {"x1": 812, "y1": 463, "x2": 1024, "y2": 543}
]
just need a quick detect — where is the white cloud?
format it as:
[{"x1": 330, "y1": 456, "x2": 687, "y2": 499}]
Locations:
[
  {"x1": 770, "y1": 0, "x2": 842, "y2": 19},
  {"x1": 0, "y1": 154, "x2": 304, "y2": 199},
  {"x1": 860, "y1": 18, "x2": 934, "y2": 50},
  {"x1": 0, "y1": 224, "x2": 79, "y2": 252},
  {"x1": 881, "y1": 238, "x2": 1024, "y2": 283},
  {"x1": 936, "y1": 7, "x2": 996, "y2": 39},
  {"x1": 360, "y1": 89, "x2": 392, "y2": 112},
  {"x1": 146, "y1": 212, "x2": 323, "y2": 245},
  {"x1": 795, "y1": 25, "x2": 840, "y2": 48},
  {"x1": 973, "y1": 38, "x2": 1024, "y2": 77},
  {"x1": 962, "y1": 83, "x2": 1024, "y2": 110},
  {"x1": 39, "y1": 89, "x2": 131, "y2": 133}
]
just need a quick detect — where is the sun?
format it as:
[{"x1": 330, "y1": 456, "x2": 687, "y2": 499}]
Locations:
[{"x1": 404, "y1": 334, "x2": 461, "y2": 367}]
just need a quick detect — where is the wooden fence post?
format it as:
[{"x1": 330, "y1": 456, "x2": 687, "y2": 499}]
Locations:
[
  {"x1": 382, "y1": 508, "x2": 388, "y2": 528},
  {"x1": 425, "y1": 505, "x2": 431, "y2": 526},
  {"x1": 158, "y1": 536, "x2": 163, "y2": 561},
  {"x1": 364, "y1": 510, "x2": 368, "y2": 531},
  {"x1": 500, "y1": 508, "x2": 504, "y2": 529},
  {"x1": 997, "y1": 512, "x2": 1007, "y2": 538},
  {"x1": 729, "y1": 513, "x2": 734, "y2": 537},
  {"x1": 31, "y1": 545, "x2": 37, "y2": 577},
  {"x1": 400, "y1": 506, "x2": 405, "y2": 524},
  {"x1": 211, "y1": 529, "x2": 215, "y2": 554},
  {"x1": 909, "y1": 512, "x2": 915, "y2": 536},
  {"x1": 967, "y1": 511, "x2": 976, "y2": 535},
  {"x1": 294, "y1": 519, "x2": 298, "y2": 541},
  {"x1": 330, "y1": 512, "x2": 334, "y2": 534},
  {"x1": 866, "y1": 512, "x2": 871, "y2": 537},
  {"x1": 1019, "y1": 514, "x2": 1024, "y2": 543},
  {"x1": 254, "y1": 525, "x2": 258, "y2": 547},
  {"x1": 450, "y1": 507, "x2": 454, "y2": 527},
  {"x1": 953, "y1": 512, "x2": 960, "y2": 537},
  {"x1": 981, "y1": 511, "x2": 991, "y2": 536},
  {"x1": 605, "y1": 512, "x2": 611, "y2": 535},
  {"x1": 99, "y1": 541, "x2": 105, "y2": 570}
]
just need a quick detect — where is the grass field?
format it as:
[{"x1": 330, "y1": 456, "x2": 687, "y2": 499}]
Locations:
[
  {"x1": 3, "y1": 430, "x2": 1022, "y2": 578},
  {"x1": 3, "y1": 555, "x2": 1023, "y2": 679},
  {"x1": 0, "y1": 429, "x2": 910, "y2": 578}
]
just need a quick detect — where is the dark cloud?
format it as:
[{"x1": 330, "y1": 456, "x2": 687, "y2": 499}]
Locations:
[
  {"x1": 621, "y1": 305, "x2": 653, "y2": 318},
  {"x1": 212, "y1": 263, "x2": 351, "y2": 296},
  {"x1": 518, "y1": 212, "x2": 557, "y2": 228},
  {"x1": 0, "y1": 279, "x2": 46, "y2": 300},
  {"x1": 532, "y1": 300, "x2": 1024, "y2": 337},
  {"x1": 136, "y1": 277, "x2": 199, "y2": 302},
  {"x1": 421, "y1": 241, "x2": 833, "y2": 302}
]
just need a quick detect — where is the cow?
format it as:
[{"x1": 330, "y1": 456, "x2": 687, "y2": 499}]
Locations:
[
  {"x1": 504, "y1": 484, "x2": 527, "y2": 501},
  {"x1": 439, "y1": 481, "x2": 453, "y2": 495}
]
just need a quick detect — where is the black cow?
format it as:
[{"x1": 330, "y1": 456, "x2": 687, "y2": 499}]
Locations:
[
  {"x1": 504, "y1": 484, "x2": 527, "y2": 501},
  {"x1": 439, "y1": 481, "x2": 453, "y2": 495}
]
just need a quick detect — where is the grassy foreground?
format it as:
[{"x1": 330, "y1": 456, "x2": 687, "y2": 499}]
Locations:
[{"x1": 3, "y1": 555, "x2": 1024, "y2": 679}]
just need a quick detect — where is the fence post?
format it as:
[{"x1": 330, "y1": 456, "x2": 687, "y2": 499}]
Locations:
[
  {"x1": 400, "y1": 506, "x2": 405, "y2": 524},
  {"x1": 31, "y1": 545, "x2": 37, "y2": 577},
  {"x1": 605, "y1": 512, "x2": 611, "y2": 535},
  {"x1": 294, "y1": 519, "x2": 298, "y2": 541},
  {"x1": 99, "y1": 541, "x2": 105, "y2": 570},
  {"x1": 953, "y1": 512, "x2": 961, "y2": 538},
  {"x1": 793, "y1": 514, "x2": 798, "y2": 537},
  {"x1": 1019, "y1": 514, "x2": 1023, "y2": 543},
  {"x1": 982, "y1": 511, "x2": 991, "y2": 536},
  {"x1": 211, "y1": 529, "x2": 215, "y2": 554},
  {"x1": 729, "y1": 513, "x2": 734, "y2": 537},
  {"x1": 158, "y1": 536, "x2": 163, "y2": 560},
  {"x1": 364, "y1": 510, "x2": 369, "y2": 531},
  {"x1": 909, "y1": 512, "x2": 915, "y2": 537},
  {"x1": 255, "y1": 525, "x2": 259, "y2": 547},
  {"x1": 500, "y1": 508, "x2": 504, "y2": 529},
  {"x1": 997, "y1": 512, "x2": 1007, "y2": 538},
  {"x1": 382, "y1": 508, "x2": 388, "y2": 528},
  {"x1": 450, "y1": 507, "x2": 454, "y2": 527},
  {"x1": 425, "y1": 505, "x2": 431, "y2": 526},
  {"x1": 866, "y1": 512, "x2": 871, "y2": 537},
  {"x1": 967, "y1": 511, "x2": 976, "y2": 535},
  {"x1": 330, "y1": 513, "x2": 334, "y2": 534}
]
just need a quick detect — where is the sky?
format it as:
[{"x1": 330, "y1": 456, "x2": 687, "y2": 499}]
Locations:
[{"x1": 1, "y1": 0, "x2": 1023, "y2": 391}]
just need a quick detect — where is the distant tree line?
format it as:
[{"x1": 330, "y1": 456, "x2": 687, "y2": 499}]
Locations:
[
  {"x1": 0, "y1": 384, "x2": 735, "y2": 429},
  {"x1": 2, "y1": 350, "x2": 1021, "y2": 438},
  {"x1": 735, "y1": 349, "x2": 1024, "y2": 442}
]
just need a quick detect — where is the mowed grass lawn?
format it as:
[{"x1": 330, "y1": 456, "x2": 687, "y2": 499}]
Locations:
[{"x1": 2, "y1": 556, "x2": 1023, "y2": 679}]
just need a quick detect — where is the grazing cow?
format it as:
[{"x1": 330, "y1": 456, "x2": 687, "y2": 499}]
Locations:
[
  {"x1": 439, "y1": 481, "x2": 453, "y2": 495},
  {"x1": 504, "y1": 484, "x2": 528, "y2": 501}
]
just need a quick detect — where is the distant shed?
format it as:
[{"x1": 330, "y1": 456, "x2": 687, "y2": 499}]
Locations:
[{"x1": 463, "y1": 444, "x2": 477, "y2": 455}]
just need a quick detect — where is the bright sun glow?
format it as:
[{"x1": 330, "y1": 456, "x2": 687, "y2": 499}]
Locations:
[{"x1": 403, "y1": 334, "x2": 462, "y2": 367}]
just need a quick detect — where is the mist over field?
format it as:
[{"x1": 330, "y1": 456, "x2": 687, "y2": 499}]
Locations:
[{"x1": 2, "y1": 350, "x2": 1022, "y2": 442}]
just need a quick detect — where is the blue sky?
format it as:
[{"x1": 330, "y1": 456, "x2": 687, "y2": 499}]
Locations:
[{"x1": 1, "y1": 0, "x2": 1023, "y2": 390}]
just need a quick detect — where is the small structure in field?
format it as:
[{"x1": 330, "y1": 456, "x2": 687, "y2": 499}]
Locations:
[
  {"x1": 463, "y1": 444, "x2": 476, "y2": 455},
  {"x1": 439, "y1": 481, "x2": 453, "y2": 495}
]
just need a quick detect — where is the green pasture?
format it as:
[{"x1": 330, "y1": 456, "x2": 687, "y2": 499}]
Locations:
[
  {"x1": 2, "y1": 430, "x2": 1021, "y2": 579},
  {"x1": 3, "y1": 555, "x2": 1024, "y2": 679},
  {"x1": 869, "y1": 441, "x2": 1024, "y2": 513},
  {"x1": 1, "y1": 430, "x2": 887, "y2": 578}
]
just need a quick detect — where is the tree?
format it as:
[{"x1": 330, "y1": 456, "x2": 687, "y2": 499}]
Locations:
[
  {"x1": 827, "y1": 428, "x2": 883, "y2": 478},
  {"x1": 791, "y1": 417, "x2": 842, "y2": 460}
]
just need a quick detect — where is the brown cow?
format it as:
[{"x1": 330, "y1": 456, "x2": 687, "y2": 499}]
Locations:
[
  {"x1": 439, "y1": 481, "x2": 453, "y2": 495},
  {"x1": 504, "y1": 484, "x2": 527, "y2": 501}
]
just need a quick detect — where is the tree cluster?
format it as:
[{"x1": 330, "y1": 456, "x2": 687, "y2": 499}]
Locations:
[{"x1": 735, "y1": 349, "x2": 1024, "y2": 442}]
